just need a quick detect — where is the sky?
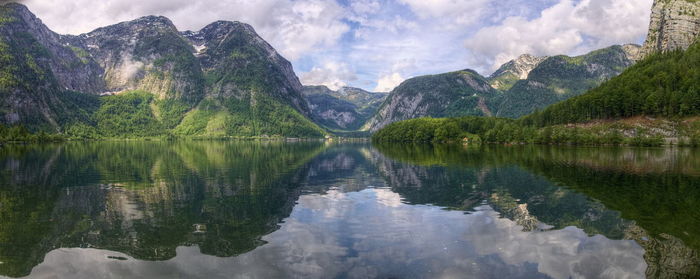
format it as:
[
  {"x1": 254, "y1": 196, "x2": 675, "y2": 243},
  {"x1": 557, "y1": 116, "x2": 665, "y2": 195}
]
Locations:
[{"x1": 19, "y1": 0, "x2": 654, "y2": 92}]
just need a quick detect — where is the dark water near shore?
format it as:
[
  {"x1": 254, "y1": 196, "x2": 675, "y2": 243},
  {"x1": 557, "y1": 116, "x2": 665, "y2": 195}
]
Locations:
[{"x1": 0, "y1": 141, "x2": 698, "y2": 278}]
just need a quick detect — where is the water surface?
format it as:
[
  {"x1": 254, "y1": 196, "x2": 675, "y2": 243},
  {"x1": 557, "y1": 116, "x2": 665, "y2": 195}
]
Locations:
[{"x1": 0, "y1": 142, "x2": 698, "y2": 278}]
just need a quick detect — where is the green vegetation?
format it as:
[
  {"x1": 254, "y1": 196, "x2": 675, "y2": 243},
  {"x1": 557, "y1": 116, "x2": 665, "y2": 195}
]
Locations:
[
  {"x1": 523, "y1": 42, "x2": 700, "y2": 126},
  {"x1": 175, "y1": 95, "x2": 325, "y2": 138},
  {"x1": 0, "y1": 124, "x2": 64, "y2": 143},
  {"x1": 372, "y1": 116, "x2": 670, "y2": 146},
  {"x1": 94, "y1": 91, "x2": 165, "y2": 137}
]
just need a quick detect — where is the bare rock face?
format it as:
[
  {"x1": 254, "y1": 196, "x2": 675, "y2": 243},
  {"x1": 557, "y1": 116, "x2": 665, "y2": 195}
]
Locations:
[
  {"x1": 641, "y1": 0, "x2": 700, "y2": 57},
  {"x1": 65, "y1": 16, "x2": 205, "y2": 104},
  {"x1": 622, "y1": 44, "x2": 643, "y2": 62},
  {"x1": 488, "y1": 54, "x2": 548, "y2": 90}
]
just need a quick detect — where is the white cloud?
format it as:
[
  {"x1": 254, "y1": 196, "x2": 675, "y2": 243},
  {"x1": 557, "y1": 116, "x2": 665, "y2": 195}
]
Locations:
[
  {"x1": 374, "y1": 73, "x2": 405, "y2": 92},
  {"x1": 22, "y1": 0, "x2": 349, "y2": 61},
  {"x1": 465, "y1": 0, "x2": 653, "y2": 72},
  {"x1": 300, "y1": 62, "x2": 358, "y2": 91},
  {"x1": 398, "y1": 0, "x2": 491, "y2": 27}
]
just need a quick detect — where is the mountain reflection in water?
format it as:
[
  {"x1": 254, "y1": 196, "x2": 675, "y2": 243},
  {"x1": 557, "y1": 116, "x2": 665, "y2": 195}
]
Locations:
[{"x1": 0, "y1": 142, "x2": 697, "y2": 278}]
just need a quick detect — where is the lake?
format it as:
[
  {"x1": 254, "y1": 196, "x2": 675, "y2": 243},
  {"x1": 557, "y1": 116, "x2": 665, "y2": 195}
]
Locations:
[{"x1": 0, "y1": 141, "x2": 698, "y2": 278}]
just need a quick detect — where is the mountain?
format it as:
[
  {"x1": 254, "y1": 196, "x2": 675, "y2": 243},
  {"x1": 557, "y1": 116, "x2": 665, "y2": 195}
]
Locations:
[
  {"x1": 0, "y1": 3, "x2": 101, "y2": 131},
  {"x1": 363, "y1": 70, "x2": 499, "y2": 132},
  {"x1": 641, "y1": 0, "x2": 700, "y2": 57},
  {"x1": 495, "y1": 44, "x2": 641, "y2": 118},
  {"x1": 488, "y1": 54, "x2": 547, "y2": 90},
  {"x1": 302, "y1": 85, "x2": 387, "y2": 130},
  {"x1": 62, "y1": 16, "x2": 205, "y2": 105},
  {"x1": 173, "y1": 21, "x2": 323, "y2": 137},
  {"x1": 0, "y1": 3, "x2": 325, "y2": 137}
]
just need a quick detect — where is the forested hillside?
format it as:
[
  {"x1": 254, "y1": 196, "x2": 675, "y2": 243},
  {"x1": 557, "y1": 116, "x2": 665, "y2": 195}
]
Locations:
[{"x1": 522, "y1": 42, "x2": 700, "y2": 127}]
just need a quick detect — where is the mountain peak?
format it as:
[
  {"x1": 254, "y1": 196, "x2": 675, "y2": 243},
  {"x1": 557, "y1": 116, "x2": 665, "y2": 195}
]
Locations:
[
  {"x1": 488, "y1": 54, "x2": 547, "y2": 90},
  {"x1": 2, "y1": 2, "x2": 30, "y2": 13},
  {"x1": 621, "y1": 44, "x2": 642, "y2": 61}
]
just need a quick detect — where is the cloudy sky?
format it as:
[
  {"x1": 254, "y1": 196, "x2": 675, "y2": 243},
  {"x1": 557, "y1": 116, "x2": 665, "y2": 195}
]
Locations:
[{"x1": 20, "y1": 0, "x2": 653, "y2": 92}]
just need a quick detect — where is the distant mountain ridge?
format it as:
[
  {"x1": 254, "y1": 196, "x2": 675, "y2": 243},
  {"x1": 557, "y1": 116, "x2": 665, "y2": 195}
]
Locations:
[
  {"x1": 363, "y1": 44, "x2": 641, "y2": 131},
  {"x1": 302, "y1": 85, "x2": 387, "y2": 130}
]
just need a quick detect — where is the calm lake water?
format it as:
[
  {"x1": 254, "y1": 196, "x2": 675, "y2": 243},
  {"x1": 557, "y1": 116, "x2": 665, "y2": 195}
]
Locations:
[{"x1": 0, "y1": 141, "x2": 698, "y2": 279}]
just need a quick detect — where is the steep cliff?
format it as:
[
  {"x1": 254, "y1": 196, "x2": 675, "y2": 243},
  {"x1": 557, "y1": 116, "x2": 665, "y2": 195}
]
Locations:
[
  {"x1": 641, "y1": 0, "x2": 700, "y2": 57},
  {"x1": 0, "y1": 3, "x2": 100, "y2": 130}
]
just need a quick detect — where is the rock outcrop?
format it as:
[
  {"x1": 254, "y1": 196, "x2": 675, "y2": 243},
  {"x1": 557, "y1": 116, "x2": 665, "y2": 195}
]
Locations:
[
  {"x1": 488, "y1": 54, "x2": 548, "y2": 90},
  {"x1": 641, "y1": 0, "x2": 700, "y2": 57}
]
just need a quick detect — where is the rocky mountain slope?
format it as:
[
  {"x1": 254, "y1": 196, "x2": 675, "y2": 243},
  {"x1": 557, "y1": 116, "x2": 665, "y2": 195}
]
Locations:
[
  {"x1": 488, "y1": 54, "x2": 547, "y2": 90},
  {"x1": 302, "y1": 85, "x2": 387, "y2": 130},
  {"x1": 0, "y1": 3, "x2": 324, "y2": 137},
  {"x1": 496, "y1": 44, "x2": 641, "y2": 118},
  {"x1": 173, "y1": 21, "x2": 322, "y2": 137},
  {"x1": 0, "y1": 3, "x2": 102, "y2": 130},
  {"x1": 364, "y1": 70, "x2": 499, "y2": 132},
  {"x1": 641, "y1": 0, "x2": 700, "y2": 57},
  {"x1": 63, "y1": 16, "x2": 205, "y2": 105}
]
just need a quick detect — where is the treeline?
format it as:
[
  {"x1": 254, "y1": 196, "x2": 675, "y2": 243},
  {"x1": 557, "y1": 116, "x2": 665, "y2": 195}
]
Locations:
[
  {"x1": 0, "y1": 125, "x2": 64, "y2": 143},
  {"x1": 522, "y1": 42, "x2": 700, "y2": 127},
  {"x1": 372, "y1": 116, "x2": 674, "y2": 147}
]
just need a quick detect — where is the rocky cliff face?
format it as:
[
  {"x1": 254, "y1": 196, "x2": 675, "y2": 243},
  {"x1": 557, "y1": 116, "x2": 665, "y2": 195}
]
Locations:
[
  {"x1": 303, "y1": 85, "x2": 387, "y2": 130},
  {"x1": 364, "y1": 70, "x2": 499, "y2": 132},
  {"x1": 64, "y1": 16, "x2": 205, "y2": 104},
  {"x1": 488, "y1": 54, "x2": 548, "y2": 90},
  {"x1": 0, "y1": 3, "x2": 101, "y2": 130},
  {"x1": 641, "y1": 0, "x2": 700, "y2": 57}
]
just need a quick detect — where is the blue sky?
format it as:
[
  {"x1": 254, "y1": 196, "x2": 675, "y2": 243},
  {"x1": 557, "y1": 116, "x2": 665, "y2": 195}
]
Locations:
[{"x1": 23, "y1": 0, "x2": 653, "y2": 92}]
